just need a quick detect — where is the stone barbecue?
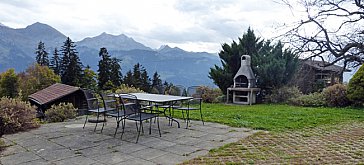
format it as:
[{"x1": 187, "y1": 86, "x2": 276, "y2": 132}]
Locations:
[{"x1": 227, "y1": 55, "x2": 260, "y2": 105}]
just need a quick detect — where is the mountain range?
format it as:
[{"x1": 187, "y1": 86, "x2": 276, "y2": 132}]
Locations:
[{"x1": 0, "y1": 22, "x2": 221, "y2": 87}]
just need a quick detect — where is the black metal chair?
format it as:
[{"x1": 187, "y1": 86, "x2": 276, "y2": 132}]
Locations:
[
  {"x1": 82, "y1": 90, "x2": 108, "y2": 132},
  {"x1": 119, "y1": 94, "x2": 161, "y2": 143},
  {"x1": 177, "y1": 86, "x2": 204, "y2": 128},
  {"x1": 158, "y1": 85, "x2": 185, "y2": 125},
  {"x1": 99, "y1": 93, "x2": 124, "y2": 136}
]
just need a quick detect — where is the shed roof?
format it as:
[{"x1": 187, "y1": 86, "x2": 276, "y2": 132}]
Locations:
[{"x1": 28, "y1": 83, "x2": 81, "y2": 105}]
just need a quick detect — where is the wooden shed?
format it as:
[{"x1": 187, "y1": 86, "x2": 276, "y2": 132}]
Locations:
[{"x1": 28, "y1": 83, "x2": 86, "y2": 116}]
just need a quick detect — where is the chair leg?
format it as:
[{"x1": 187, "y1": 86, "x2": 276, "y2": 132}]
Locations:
[
  {"x1": 101, "y1": 115, "x2": 106, "y2": 133},
  {"x1": 149, "y1": 118, "x2": 152, "y2": 134},
  {"x1": 114, "y1": 118, "x2": 119, "y2": 137},
  {"x1": 182, "y1": 110, "x2": 186, "y2": 122},
  {"x1": 94, "y1": 114, "x2": 99, "y2": 132},
  {"x1": 186, "y1": 110, "x2": 190, "y2": 129},
  {"x1": 83, "y1": 114, "x2": 88, "y2": 129},
  {"x1": 157, "y1": 117, "x2": 161, "y2": 137},
  {"x1": 200, "y1": 108, "x2": 204, "y2": 125},
  {"x1": 141, "y1": 122, "x2": 144, "y2": 133},
  {"x1": 136, "y1": 121, "x2": 142, "y2": 143},
  {"x1": 135, "y1": 121, "x2": 139, "y2": 132},
  {"x1": 121, "y1": 119, "x2": 126, "y2": 139}
]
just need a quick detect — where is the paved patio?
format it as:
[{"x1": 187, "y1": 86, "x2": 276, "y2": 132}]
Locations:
[{"x1": 1, "y1": 116, "x2": 258, "y2": 165}]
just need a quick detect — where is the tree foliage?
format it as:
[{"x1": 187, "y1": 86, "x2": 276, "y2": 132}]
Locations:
[
  {"x1": 110, "y1": 57, "x2": 122, "y2": 87},
  {"x1": 81, "y1": 65, "x2": 98, "y2": 91},
  {"x1": 347, "y1": 64, "x2": 364, "y2": 105},
  {"x1": 283, "y1": 0, "x2": 364, "y2": 70},
  {"x1": 35, "y1": 41, "x2": 49, "y2": 66},
  {"x1": 50, "y1": 47, "x2": 61, "y2": 75},
  {"x1": 209, "y1": 28, "x2": 299, "y2": 94},
  {"x1": 123, "y1": 70, "x2": 134, "y2": 87},
  {"x1": 97, "y1": 47, "x2": 122, "y2": 90},
  {"x1": 18, "y1": 64, "x2": 61, "y2": 101},
  {"x1": 123, "y1": 63, "x2": 153, "y2": 92},
  {"x1": 151, "y1": 71, "x2": 164, "y2": 94},
  {"x1": 0, "y1": 68, "x2": 19, "y2": 98},
  {"x1": 60, "y1": 37, "x2": 84, "y2": 86}
]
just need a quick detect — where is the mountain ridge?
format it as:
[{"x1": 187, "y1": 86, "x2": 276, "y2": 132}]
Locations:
[{"x1": 0, "y1": 22, "x2": 220, "y2": 87}]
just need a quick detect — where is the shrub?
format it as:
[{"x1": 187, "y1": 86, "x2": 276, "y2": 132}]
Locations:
[
  {"x1": 347, "y1": 64, "x2": 364, "y2": 106},
  {"x1": 0, "y1": 97, "x2": 39, "y2": 134},
  {"x1": 114, "y1": 84, "x2": 144, "y2": 94},
  {"x1": 196, "y1": 86, "x2": 223, "y2": 103},
  {"x1": 0, "y1": 138, "x2": 6, "y2": 151},
  {"x1": 45, "y1": 103, "x2": 77, "y2": 123},
  {"x1": 215, "y1": 95, "x2": 226, "y2": 103},
  {"x1": 322, "y1": 84, "x2": 350, "y2": 107},
  {"x1": 289, "y1": 92, "x2": 326, "y2": 107},
  {"x1": 266, "y1": 86, "x2": 302, "y2": 103}
]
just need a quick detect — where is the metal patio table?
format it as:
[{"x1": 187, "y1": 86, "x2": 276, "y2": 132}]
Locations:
[{"x1": 117, "y1": 93, "x2": 193, "y2": 128}]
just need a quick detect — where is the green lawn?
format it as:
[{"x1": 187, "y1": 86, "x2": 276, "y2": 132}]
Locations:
[{"x1": 174, "y1": 103, "x2": 364, "y2": 132}]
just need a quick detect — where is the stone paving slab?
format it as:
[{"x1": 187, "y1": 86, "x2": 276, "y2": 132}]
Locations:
[{"x1": 1, "y1": 116, "x2": 257, "y2": 165}]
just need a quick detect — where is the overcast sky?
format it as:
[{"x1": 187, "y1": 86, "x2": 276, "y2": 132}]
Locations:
[{"x1": 0, "y1": 0, "x2": 303, "y2": 53}]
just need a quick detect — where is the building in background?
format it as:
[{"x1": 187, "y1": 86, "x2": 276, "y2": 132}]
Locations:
[{"x1": 294, "y1": 60, "x2": 351, "y2": 94}]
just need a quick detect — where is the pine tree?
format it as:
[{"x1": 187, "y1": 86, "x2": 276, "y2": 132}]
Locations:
[
  {"x1": 209, "y1": 28, "x2": 298, "y2": 94},
  {"x1": 140, "y1": 66, "x2": 151, "y2": 92},
  {"x1": 110, "y1": 57, "x2": 122, "y2": 87},
  {"x1": 132, "y1": 63, "x2": 142, "y2": 88},
  {"x1": 97, "y1": 47, "x2": 112, "y2": 89},
  {"x1": 97, "y1": 48, "x2": 122, "y2": 90},
  {"x1": 151, "y1": 71, "x2": 163, "y2": 93},
  {"x1": 123, "y1": 70, "x2": 134, "y2": 87},
  {"x1": 347, "y1": 64, "x2": 364, "y2": 105},
  {"x1": 35, "y1": 41, "x2": 49, "y2": 66},
  {"x1": 60, "y1": 37, "x2": 83, "y2": 86},
  {"x1": 50, "y1": 47, "x2": 61, "y2": 75}
]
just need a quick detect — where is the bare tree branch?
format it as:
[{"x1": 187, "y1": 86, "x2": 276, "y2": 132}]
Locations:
[{"x1": 281, "y1": 0, "x2": 364, "y2": 72}]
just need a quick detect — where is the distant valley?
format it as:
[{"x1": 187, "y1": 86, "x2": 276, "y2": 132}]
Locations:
[{"x1": 0, "y1": 22, "x2": 221, "y2": 87}]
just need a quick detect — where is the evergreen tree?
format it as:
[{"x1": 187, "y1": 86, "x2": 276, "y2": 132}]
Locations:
[
  {"x1": 35, "y1": 41, "x2": 49, "y2": 66},
  {"x1": 140, "y1": 66, "x2": 151, "y2": 92},
  {"x1": 110, "y1": 57, "x2": 122, "y2": 87},
  {"x1": 132, "y1": 63, "x2": 142, "y2": 88},
  {"x1": 60, "y1": 37, "x2": 83, "y2": 86},
  {"x1": 122, "y1": 63, "x2": 151, "y2": 92},
  {"x1": 97, "y1": 48, "x2": 122, "y2": 90},
  {"x1": 151, "y1": 71, "x2": 163, "y2": 93},
  {"x1": 209, "y1": 28, "x2": 299, "y2": 94},
  {"x1": 97, "y1": 47, "x2": 112, "y2": 89},
  {"x1": 81, "y1": 65, "x2": 98, "y2": 91},
  {"x1": 347, "y1": 64, "x2": 364, "y2": 106},
  {"x1": 50, "y1": 47, "x2": 61, "y2": 75},
  {"x1": 123, "y1": 70, "x2": 134, "y2": 87}
]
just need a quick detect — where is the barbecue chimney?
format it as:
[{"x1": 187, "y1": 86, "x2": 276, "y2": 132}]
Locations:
[{"x1": 233, "y1": 55, "x2": 256, "y2": 88}]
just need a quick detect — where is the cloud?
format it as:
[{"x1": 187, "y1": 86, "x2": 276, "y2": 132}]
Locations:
[
  {"x1": 174, "y1": 0, "x2": 235, "y2": 13},
  {"x1": 0, "y1": 0, "x2": 298, "y2": 52}
]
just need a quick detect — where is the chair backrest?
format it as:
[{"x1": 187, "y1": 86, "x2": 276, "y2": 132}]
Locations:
[
  {"x1": 100, "y1": 93, "x2": 117, "y2": 111},
  {"x1": 168, "y1": 85, "x2": 185, "y2": 96},
  {"x1": 119, "y1": 94, "x2": 141, "y2": 115},
  {"x1": 151, "y1": 85, "x2": 166, "y2": 94},
  {"x1": 82, "y1": 89, "x2": 98, "y2": 110},
  {"x1": 187, "y1": 86, "x2": 201, "y2": 98},
  {"x1": 189, "y1": 98, "x2": 202, "y2": 108},
  {"x1": 156, "y1": 85, "x2": 166, "y2": 94}
]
